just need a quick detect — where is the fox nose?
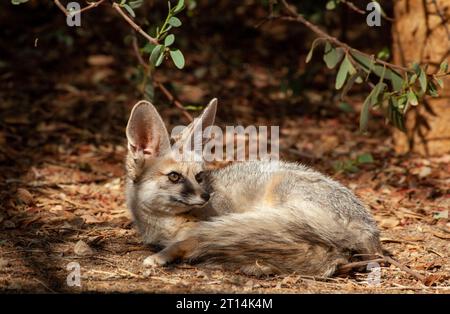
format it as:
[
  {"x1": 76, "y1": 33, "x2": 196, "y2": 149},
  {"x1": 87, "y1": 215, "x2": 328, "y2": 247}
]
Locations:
[{"x1": 200, "y1": 192, "x2": 210, "y2": 202}]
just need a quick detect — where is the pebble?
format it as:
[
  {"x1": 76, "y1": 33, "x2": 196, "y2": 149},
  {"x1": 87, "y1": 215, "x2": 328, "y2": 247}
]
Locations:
[{"x1": 74, "y1": 240, "x2": 94, "y2": 256}]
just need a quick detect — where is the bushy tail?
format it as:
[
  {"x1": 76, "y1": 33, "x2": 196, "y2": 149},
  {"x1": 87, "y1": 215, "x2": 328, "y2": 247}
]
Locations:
[{"x1": 182, "y1": 209, "x2": 380, "y2": 277}]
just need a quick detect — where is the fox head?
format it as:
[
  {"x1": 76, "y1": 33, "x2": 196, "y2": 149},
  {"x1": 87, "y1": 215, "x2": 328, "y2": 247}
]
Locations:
[{"x1": 125, "y1": 98, "x2": 217, "y2": 214}]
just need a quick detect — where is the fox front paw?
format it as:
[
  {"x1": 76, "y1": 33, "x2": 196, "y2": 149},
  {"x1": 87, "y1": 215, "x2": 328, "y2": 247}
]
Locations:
[{"x1": 143, "y1": 254, "x2": 168, "y2": 267}]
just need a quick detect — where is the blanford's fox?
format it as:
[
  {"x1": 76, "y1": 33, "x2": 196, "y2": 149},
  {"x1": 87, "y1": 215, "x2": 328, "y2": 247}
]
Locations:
[{"x1": 125, "y1": 98, "x2": 382, "y2": 277}]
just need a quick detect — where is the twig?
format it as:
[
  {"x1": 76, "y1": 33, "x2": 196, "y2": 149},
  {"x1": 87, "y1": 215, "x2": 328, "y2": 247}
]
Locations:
[
  {"x1": 336, "y1": 258, "x2": 385, "y2": 274},
  {"x1": 33, "y1": 278, "x2": 57, "y2": 293},
  {"x1": 336, "y1": 254, "x2": 429, "y2": 285},
  {"x1": 131, "y1": 36, "x2": 193, "y2": 122},
  {"x1": 53, "y1": 0, "x2": 106, "y2": 16},
  {"x1": 54, "y1": 1, "x2": 158, "y2": 46},
  {"x1": 279, "y1": 0, "x2": 410, "y2": 73},
  {"x1": 340, "y1": 0, "x2": 365, "y2": 15},
  {"x1": 132, "y1": 36, "x2": 151, "y2": 71},
  {"x1": 112, "y1": 2, "x2": 159, "y2": 45},
  {"x1": 340, "y1": 0, "x2": 394, "y2": 22},
  {"x1": 77, "y1": 0, "x2": 107, "y2": 14},
  {"x1": 383, "y1": 255, "x2": 427, "y2": 284},
  {"x1": 155, "y1": 81, "x2": 193, "y2": 122},
  {"x1": 54, "y1": 0, "x2": 68, "y2": 15}
]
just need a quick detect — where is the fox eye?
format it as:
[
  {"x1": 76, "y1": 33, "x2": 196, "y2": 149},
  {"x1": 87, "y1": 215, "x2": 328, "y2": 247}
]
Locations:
[
  {"x1": 195, "y1": 171, "x2": 204, "y2": 183},
  {"x1": 168, "y1": 172, "x2": 182, "y2": 183}
]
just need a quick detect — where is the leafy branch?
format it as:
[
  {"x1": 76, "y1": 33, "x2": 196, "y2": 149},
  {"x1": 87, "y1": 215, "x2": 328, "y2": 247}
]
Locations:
[
  {"x1": 47, "y1": 0, "x2": 186, "y2": 69},
  {"x1": 11, "y1": 0, "x2": 191, "y2": 119},
  {"x1": 279, "y1": 0, "x2": 448, "y2": 132},
  {"x1": 325, "y1": 0, "x2": 394, "y2": 22}
]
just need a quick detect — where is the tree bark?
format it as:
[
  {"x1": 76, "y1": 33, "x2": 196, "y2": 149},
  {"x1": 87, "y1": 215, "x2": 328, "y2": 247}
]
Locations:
[{"x1": 392, "y1": 0, "x2": 450, "y2": 156}]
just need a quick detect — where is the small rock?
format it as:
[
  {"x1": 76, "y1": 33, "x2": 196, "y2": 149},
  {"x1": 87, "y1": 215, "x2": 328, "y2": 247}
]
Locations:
[
  {"x1": 418, "y1": 166, "x2": 432, "y2": 178},
  {"x1": 74, "y1": 240, "x2": 94, "y2": 256}
]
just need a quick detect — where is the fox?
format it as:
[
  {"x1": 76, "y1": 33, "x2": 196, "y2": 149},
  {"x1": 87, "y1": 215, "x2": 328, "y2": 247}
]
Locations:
[{"x1": 125, "y1": 98, "x2": 382, "y2": 277}]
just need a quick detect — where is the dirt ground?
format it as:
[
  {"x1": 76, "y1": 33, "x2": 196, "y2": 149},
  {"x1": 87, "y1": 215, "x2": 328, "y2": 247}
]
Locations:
[
  {"x1": 1, "y1": 94, "x2": 449, "y2": 293},
  {"x1": 0, "y1": 5, "x2": 449, "y2": 294}
]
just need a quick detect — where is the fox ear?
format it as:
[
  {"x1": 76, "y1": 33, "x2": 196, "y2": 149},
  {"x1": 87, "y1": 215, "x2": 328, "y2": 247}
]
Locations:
[
  {"x1": 126, "y1": 100, "x2": 171, "y2": 158},
  {"x1": 196, "y1": 97, "x2": 217, "y2": 129},
  {"x1": 172, "y1": 98, "x2": 217, "y2": 146}
]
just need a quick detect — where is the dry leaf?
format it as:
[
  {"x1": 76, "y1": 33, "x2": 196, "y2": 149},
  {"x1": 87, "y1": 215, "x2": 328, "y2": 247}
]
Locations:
[
  {"x1": 87, "y1": 55, "x2": 114, "y2": 66},
  {"x1": 16, "y1": 188, "x2": 34, "y2": 205},
  {"x1": 379, "y1": 217, "x2": 400, "y2": 229}
]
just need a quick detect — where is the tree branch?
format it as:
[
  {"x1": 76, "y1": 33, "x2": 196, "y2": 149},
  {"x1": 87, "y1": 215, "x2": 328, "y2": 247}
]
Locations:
[
  {"x1": 340, "y1": 0, "x2": 394, "y2": 22},
  {"x1": 54, "y1": 1, "x2": 159, "y2": 45},
  {"x1": 53, "y1": 0, "x2": 106, "y2": 16},
  {"x1": 155, "y1": 81, "x2": 193, "y2": 122},
  {"x1": 279, "y1": 0, "x2": 410, "y2": 73},
  {"x1": 111, "y1": 2, "x2": 159, "y2": 45},
  {"x1": 53, "y1": 0, "x2": 68, "y2": 15},
  {"x1": 340, "y1": 0, "x2": 365, "y2": 15},
  {"x1": 131, "y1": 37, "x2": 193, "y2": 122}
]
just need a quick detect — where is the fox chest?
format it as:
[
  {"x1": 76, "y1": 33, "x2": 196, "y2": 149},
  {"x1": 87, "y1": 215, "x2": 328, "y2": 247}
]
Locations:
[{"x1": 134, "y1": 213, "x2": 195, "y2": 246}]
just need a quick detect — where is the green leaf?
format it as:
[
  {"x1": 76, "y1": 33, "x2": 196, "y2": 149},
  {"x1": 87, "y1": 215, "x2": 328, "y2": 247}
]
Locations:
[
  {"x1": 326, "y1": 0, "x2": 337, "y2": 10},
  {"x1": 149, "y1": 45, "x2": 164, "y2": 66},
  {"x1": 333, "y1": 160, "x2": 359, "y2": 173},
  {"x1": 174, "y1": 0, "x2": 185, "y2": 13},
  {"x1": 370, "y1": 82, "x2": 386, "y2": 106},
  {"x1": 122, "y1": 3, "x2": 135, "y2": 17},
  {"x1": 164, "y1": 34, "x2": 175, "y2": 47},
  {"x1": 409, "y1": 73, "x2": 418, "y2": 84},
  {"x1": 323, "y1": 43, "x2": 344, "y2": 69},
  {"x1": 11, "y1": 0, "x2": 29, "y2": 4},
  {"x1": 391, "y1": 75, "x2": 404, "y2": 92},
  {"x1": 396, "y1": 95, "x2": 407, "y2": 112},
  {"x1": 341, "y1": 73, "x2": 358, "y2": 100},
  {"x1": 428, "y1": 80, "x2": 439, "y2": 97},
  {"x1": 335, "y1": 55, "x2": 355, "y2": 90},
  {"x1": 351, "y1": 51, "x2": 403, "y2": 89},
  {"x1": 338, "y1": 102, "x2": 355, "y2": 113},
  {"x1": 357, "y1": 153, "x2": 374, "y2": 164},
  {"x1": 355, "y1": 76, "x2": 364, "y2": 84},
  {"x1": 129, "y1": 0, "x2": 143, "y2": 9},
  {"x1": 418, "y1": 69, "x2": 427, "y2": 94},
  {"x1": 360, "y1": 95, "x2": 372, "y2": 132},
  {"x1": 435, "y1": 77, "x2": 444, "y2": 89},
  {"x1": 168, "y1": 16, "x2": 182, "y2": 27},
  {"x1": 360, "y1": 82, "x2": 386, "y2": 132},
  {"x1": 155, "y1": 51, "x2": 165, "y2": 67},
  {"x1": 412, "y1": 62, "x2": 421, "y2": 74},
  {"x1": 170, "y1": 49, "x2": 185, "y2": 69},
  {"x1": 439, "y1": 60, "x2": 448, "y2": 73},
  {"x1": 142, "y1": 42, "x2": 156, "y2": 54},
  {"x1": 388, "y1": 98, "x2": 406, "y2": 132},
  {"x1": 377, "y1": 47, "x2": 390, "y2": 60},
  {"x1": 407, "y1": 89, "x2": 419, "y2": 106},
  {"x1": 305, "y1": 38, "x2": 323, "y2": 63}
]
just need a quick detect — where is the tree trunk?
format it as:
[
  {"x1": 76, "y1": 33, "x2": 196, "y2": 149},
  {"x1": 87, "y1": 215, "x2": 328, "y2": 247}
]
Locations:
[{"x1": 392, "y1": 0, "x2": 450, "y2": 156}]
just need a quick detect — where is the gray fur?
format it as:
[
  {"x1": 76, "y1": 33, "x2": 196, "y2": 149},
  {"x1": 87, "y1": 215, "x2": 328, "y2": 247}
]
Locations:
[{"x1": 125, "y1": 100, "x2": 382, "y2": 277}]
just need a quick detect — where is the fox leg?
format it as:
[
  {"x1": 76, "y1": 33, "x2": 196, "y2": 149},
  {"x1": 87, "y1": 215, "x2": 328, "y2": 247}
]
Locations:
[{"x1": 143, "y1": 237, "x2": 199, "y2": 267}]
